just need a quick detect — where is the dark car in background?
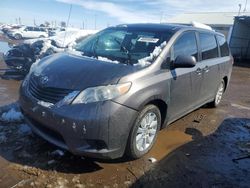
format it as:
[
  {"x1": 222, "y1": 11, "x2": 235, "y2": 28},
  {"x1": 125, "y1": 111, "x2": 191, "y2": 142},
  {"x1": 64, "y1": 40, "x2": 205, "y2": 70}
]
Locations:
[
  {"x1": 3, "y1": 39, "x2": 63, "y2": 79},
  {"x1": 19, "y1": 24, "x2": 233, "y2": 159},
  {"x1": 2, "y1": 31, "x2": 94, "y2": 80}
]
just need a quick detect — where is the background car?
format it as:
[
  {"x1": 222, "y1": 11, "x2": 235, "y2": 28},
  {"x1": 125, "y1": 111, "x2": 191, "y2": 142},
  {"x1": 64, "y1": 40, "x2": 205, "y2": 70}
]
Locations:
[
  {"x1": 2, "y1": 29, "x2": 98, "y2": 79},
  {"x1": 8, "y1": 26, "x2": 48, "y2": 39}
]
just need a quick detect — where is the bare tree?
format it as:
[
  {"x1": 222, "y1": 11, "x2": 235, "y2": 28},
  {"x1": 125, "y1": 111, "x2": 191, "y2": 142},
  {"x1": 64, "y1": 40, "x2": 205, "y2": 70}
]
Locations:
[
  {"x1": 44, "y1": 21, "x2": 50, "y2": 27},
  {"x1": 60, "y1": 21, "x2": 66, "y2": 28}
]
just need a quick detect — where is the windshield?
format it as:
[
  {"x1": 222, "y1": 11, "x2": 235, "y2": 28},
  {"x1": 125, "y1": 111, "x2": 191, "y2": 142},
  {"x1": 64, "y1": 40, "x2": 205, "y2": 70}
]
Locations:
[{"x1": 74, "y1": 27, "x2": 173, "y2": 66}]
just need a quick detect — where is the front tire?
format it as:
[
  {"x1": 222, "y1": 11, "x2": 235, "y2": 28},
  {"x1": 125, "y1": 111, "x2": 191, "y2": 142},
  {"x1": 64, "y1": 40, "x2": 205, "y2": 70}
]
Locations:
[{"x1": 126, "y1": 104, "x2": 161, "y2": 159}]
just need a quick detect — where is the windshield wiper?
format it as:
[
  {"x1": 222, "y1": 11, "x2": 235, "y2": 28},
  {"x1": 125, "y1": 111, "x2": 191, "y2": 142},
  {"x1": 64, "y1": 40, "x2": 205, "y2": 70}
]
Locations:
[{"x1": 114, "y1": 38, "x2": 133, "y2": 65}]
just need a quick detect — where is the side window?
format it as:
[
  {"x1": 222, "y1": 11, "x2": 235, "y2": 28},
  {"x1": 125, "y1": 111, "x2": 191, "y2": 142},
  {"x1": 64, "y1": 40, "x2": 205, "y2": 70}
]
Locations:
[
  {"x1": 26, "y1": 27, "x2": 33, "y2": 31},
  {"x1": 217, "y1": 35, "x2": 229, "y2": 57},
  {"x1": 199, "y1": 33, "x2": 218, "y2": 60},
  {"x1": 173, "y1": 32, "x2": 198, "y2": 60},
  {"x1": 34, "y1": 27, "x2": 40, "y2": 31}
]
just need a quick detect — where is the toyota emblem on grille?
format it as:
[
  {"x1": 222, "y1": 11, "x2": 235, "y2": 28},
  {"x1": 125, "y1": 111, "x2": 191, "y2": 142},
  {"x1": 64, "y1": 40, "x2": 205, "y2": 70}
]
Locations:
[{"x1": 39, "y1": 76, "x2": 49, "y2": 85}]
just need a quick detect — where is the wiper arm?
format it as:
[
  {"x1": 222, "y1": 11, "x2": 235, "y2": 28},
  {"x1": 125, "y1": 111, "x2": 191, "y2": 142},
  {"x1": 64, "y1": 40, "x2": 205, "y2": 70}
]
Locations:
[{"x1": 114, "y1": 38, "x2": 133, "y2": 65}]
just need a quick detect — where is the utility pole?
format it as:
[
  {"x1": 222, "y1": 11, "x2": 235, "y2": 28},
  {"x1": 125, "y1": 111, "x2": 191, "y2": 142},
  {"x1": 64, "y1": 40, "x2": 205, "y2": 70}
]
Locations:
[
  {"x1": 244, "y1": 0, "x2": 248, "y2": 12},
  {"x1": 82, "y1": 20, "x2": 84, "y2": 29}
]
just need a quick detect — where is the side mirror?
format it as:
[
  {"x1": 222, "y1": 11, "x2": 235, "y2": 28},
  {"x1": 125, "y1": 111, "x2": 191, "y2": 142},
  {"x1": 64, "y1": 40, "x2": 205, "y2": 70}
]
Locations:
[{"x1": 174, "y1": 55, "x2": 196, "y2": 68}]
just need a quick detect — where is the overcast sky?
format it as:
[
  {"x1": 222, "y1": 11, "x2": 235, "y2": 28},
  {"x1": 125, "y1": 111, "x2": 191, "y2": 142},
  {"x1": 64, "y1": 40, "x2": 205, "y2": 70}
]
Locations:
[{"x1": 0, "y1": 0, "x2": 248, "y2": 29}]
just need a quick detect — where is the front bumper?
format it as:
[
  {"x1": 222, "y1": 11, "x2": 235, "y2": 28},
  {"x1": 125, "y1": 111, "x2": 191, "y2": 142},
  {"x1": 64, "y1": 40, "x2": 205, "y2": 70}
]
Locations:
[{"x1": 19, "y1": 83, "x2": 138, "y2": 159}]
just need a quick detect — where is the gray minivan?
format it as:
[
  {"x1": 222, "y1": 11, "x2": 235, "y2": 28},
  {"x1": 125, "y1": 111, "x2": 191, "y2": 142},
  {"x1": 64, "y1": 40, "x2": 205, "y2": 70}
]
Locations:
[{"x1": 19, "y1": 24, "x2": 233, "y2": 159}]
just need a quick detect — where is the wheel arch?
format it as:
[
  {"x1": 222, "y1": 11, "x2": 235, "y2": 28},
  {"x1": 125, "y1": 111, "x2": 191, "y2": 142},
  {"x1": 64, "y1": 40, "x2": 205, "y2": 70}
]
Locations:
[
  {"x1": 144, "y1": 99, "x2": 168, "y2": 129},
  {"x1": 223, "y1": 76, "x2": 228, "y2": 92}
]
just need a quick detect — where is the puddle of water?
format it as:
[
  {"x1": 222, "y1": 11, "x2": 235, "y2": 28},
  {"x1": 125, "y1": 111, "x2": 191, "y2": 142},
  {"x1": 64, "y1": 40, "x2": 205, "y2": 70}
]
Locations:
[
  {"x1": 0, "y1": 41, "x2": 10, "y2": 54},
  {"x1": 146, "y1": 130, "x2": 192, "y2": 161}
]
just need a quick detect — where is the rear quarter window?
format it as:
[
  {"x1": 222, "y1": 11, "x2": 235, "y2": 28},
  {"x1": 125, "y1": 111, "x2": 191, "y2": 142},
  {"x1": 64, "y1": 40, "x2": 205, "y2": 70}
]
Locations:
[
  {"x1": 199, "y1": 33, "x2": 218, "y2": 60},
  {"x1": 217, "y1": 35, "x2": 230, "y2": 57}
]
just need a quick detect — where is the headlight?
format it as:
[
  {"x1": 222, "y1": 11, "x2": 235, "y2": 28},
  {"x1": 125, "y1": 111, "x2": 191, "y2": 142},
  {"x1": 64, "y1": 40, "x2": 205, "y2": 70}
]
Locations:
[{"x1": 72, "y1": 82, "x2": 131, "y2": 104}]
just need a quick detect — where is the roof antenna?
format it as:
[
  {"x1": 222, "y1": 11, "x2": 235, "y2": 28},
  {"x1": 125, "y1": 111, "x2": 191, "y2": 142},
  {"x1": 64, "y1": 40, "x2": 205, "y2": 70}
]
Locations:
[{"x1": 63, "y1": 4, "x2": 72, "y2": 48}]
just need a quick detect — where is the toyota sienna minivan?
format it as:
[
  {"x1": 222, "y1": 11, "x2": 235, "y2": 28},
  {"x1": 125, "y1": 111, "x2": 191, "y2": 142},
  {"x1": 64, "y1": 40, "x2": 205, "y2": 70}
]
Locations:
[{"x1": 20, "y1": 24, "x2": 233, "y2": 159}]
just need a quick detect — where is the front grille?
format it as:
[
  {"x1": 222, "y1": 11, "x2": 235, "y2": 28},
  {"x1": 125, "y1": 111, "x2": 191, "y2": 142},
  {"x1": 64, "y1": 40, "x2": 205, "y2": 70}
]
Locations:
[{"x1": 29, "y1": 77, "x2": 72, "y2": 104}]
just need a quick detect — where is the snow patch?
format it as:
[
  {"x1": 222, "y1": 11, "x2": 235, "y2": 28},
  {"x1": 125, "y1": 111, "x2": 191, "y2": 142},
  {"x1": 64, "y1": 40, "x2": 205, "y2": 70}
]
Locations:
[
  {"x1": 40, "y1": 40, "x2": 52, "y2": 55},
  {"x1": 51, "y1": 29, "x2": 98, "y2": 48},
  {"x1": 97, "y1": 56, "x2": 119, "y2": 64},
  {"x1": 135, "y1": 41, "x2": 167, "y2": 68},
  {"x1": 1, "y1": 108, "x2": 24, "y2": 122},
  {"x1": 37, "y1": 101, "x2": 54, "y2": 108},
  {"x1": 148, "y1": 157, "x2": 157, "y2": 163}
]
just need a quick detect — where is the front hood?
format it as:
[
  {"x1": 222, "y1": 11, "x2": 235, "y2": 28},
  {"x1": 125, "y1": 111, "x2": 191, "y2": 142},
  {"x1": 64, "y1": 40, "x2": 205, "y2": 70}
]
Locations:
[{"x1": 31, "y1": 53, "x2": 137, "y2": 90}]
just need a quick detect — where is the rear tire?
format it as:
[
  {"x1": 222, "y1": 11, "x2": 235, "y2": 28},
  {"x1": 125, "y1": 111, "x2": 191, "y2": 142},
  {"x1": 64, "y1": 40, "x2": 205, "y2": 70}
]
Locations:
[
  {"x1": 14, "y1": 33, "x2": 22, "y2": 40},
  {"x1": 126, "y1": 104, "x2": 161, "y2": 159},
  {"x1": 208, "y1": 80, "x2": 225, "y2": 108}
]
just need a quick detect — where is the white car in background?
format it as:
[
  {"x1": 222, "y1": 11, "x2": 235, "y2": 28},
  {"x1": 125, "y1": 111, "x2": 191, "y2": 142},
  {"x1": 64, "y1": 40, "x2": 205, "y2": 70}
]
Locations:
[{"x1": 8, "y1": 26, "x2": 48, "y2": 39}]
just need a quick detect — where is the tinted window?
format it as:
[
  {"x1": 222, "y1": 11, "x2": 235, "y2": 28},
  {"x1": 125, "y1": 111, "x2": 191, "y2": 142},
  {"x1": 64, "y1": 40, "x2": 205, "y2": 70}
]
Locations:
[
  {"x1": 34, "y1": 27, "x2": 40, "y2": 31},
  {"x1": 26, "y1": 27, "x2": 33, "y2": 31},
  {"x1": 173, "y1": 32, "x2": 198, "y2": 60},
  {"x1": 199, "y1": 33, "x2": 218, "y2": 60},
  {"x1": 217, "y1": 35, "x2": 229, "y2": 57}
]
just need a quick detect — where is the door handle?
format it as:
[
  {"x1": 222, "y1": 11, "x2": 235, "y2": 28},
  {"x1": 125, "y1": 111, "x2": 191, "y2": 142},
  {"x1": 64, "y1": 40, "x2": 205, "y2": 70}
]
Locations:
[
  {"x1": 203, "y1": 66, "x2": 209, "y2": 73},
  {"x1": 195, "y1": 68, "x2": 202, "y2": 75}
]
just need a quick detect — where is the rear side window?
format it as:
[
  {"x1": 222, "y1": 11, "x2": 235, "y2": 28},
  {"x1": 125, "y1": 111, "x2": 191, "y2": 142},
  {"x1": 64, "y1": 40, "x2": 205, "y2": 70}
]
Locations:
[
  {"x1": 173, "y1": 32, "x2": 198, "y2": 60},
  {"x1": 199, "y1": 33, "x2": 218, "y2": 60},
  {"x1": 217, "y1": 35, "x2": 229, "y2": 57}
]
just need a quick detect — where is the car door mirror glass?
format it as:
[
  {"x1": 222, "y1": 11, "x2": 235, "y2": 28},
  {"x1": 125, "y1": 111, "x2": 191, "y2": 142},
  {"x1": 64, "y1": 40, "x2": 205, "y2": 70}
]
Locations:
[{"x1": 174, "y1": 55, "x2": 196, "y2": 68}]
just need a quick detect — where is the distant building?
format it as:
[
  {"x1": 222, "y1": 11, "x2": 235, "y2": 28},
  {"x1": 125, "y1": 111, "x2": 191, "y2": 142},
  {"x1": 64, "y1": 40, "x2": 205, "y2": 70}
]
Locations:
[{"x1": 165, "y1": 12, "x2": 250, "y2": 37}]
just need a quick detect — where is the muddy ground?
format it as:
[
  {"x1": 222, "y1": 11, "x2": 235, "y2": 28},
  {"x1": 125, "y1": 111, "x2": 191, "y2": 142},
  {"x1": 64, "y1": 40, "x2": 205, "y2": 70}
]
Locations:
[{"x1": 0, "y1": 37, "x2": 250, "y2": 188}]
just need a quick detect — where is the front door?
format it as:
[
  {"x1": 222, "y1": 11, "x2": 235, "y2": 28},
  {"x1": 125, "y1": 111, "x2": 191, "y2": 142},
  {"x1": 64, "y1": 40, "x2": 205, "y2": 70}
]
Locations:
[{"x1": 168, "y1": 31, "x2": 202, "y2": 121}]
